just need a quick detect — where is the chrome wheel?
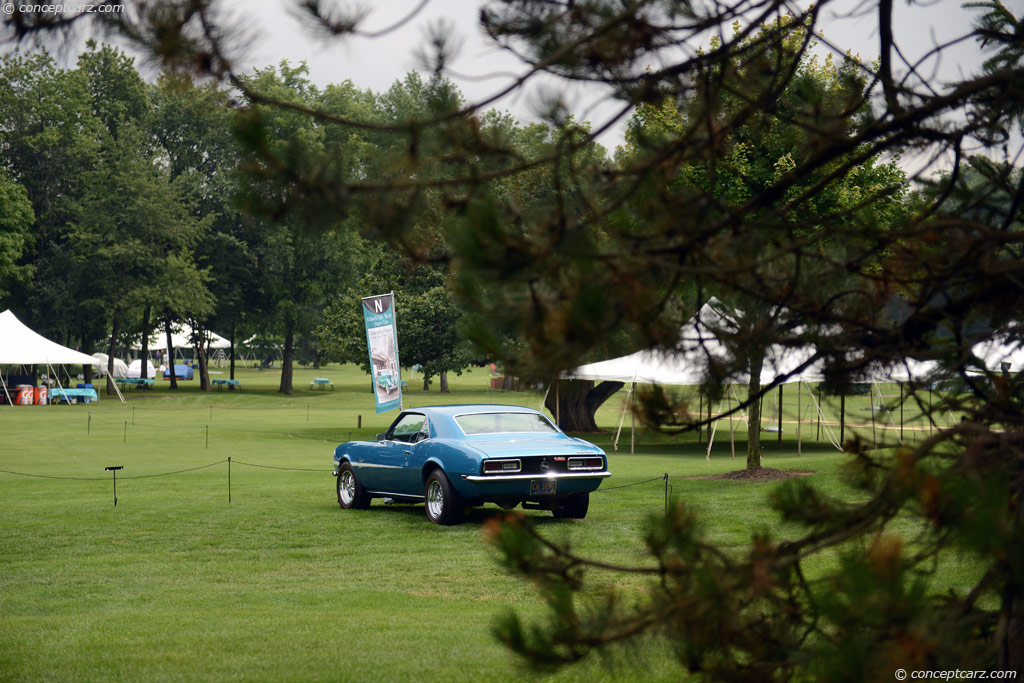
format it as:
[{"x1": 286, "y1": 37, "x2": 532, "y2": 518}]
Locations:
[
  {"x1": 339, "y1": 469, "x2": 356, "y2": 506},
  {"x1": 337, "y1": 463, "x2": 371, "y2": 509},
  {"x1": 424, "y1": 470, "x2": 464, "y2": 525},
  {"x1": 426, "y1": 478, "x2": 444, "y2": 520}
]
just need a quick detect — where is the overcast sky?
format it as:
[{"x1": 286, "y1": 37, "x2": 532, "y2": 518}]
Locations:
[
  {"x1": 6, "y1": 0, "x2": 995, "y2": 155},
  {"x1": 211, "y1": 0, "x2": 989, "y2": 153}
]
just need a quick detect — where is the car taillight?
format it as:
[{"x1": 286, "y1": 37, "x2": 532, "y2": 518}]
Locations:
[
  {"x1": 567, "y1": 457, "x2": 604, "y2": 470},
  {"x1": 483, "y1": 459, "x2": 521, "y2": 474}
]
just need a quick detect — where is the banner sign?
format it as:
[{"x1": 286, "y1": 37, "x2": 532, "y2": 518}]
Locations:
[{"x1": 362, "y1": 292, "x2": 402, "y2": 414}]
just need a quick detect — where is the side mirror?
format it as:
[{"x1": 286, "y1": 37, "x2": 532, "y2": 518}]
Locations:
[{"x1": 376, "y1": 433, "x2": 386, "y2": 441}]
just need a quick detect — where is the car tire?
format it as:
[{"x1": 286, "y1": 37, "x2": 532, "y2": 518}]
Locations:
[
  {"x1": 424, "y1": 470, "x2": 464, "y2": 525},
  {"x1": 552, "y1": 492, "x2": 589, "y2": 519},
  {"x1": 337, "y1": 463, "x2": 371, "y2": 510}
]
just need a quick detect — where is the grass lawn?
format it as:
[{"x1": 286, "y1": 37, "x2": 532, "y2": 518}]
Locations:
[{"x1": 0, "y1": 364, "x2": 977, "y2": 681}]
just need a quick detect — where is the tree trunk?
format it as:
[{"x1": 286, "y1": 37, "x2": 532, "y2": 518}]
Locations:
[
  {"x1": 140, "y1": 305, "x2": 151, "y2": 380},
  {"x1": 313, "y1": 350, "x2": 320, "y2": 370},
  {"x1": 746, "y1": 347, "x2": 766, "y2": 469},
  {"x1": 192, "y1": 321, "x2": 211, "y2": 392},
  {"x1": 423, "y1": 374, "x2": 430, "y2": 391},
  {"x1": 165, "y1": 318, "x2": 178, "y2": 390},
  {"x1": 440, "y1": 370, "x2": 449, "y2": 394},
  {"x1": 105, "y1": 308, "x2": 122, "y2": 396},
  {"x1": 229, "y1": 323, "x2": 236, "y2": 381},
  {"x1": 278, "y1": 327, "x2": 294, "y2": 395},
  {"x1": 544, "y1": 379, "x2": 624, "y2": 432},
  {"x1": 82, "y1": 335, "x2": 94, "y2": 384}
]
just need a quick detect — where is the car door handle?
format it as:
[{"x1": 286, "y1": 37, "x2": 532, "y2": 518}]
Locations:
[{"x1": 403, "y1": 450, "x2": 412, "y2": 455}]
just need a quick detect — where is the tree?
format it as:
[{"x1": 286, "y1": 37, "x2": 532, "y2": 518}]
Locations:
[
  {"x1": 149, "y1": 72, "x2": 249, "y2": 383},
  {"x1": 0, "y1": 49, "x2": 102, "y2": 362},
  {"x1": 0, "y1": 171, "x2": 33, "y2": 306},
  {"x1": 234, "y1": 62, "x2": 371, "y2": 394},
  {"x1": 318, "y1": 248, "x2": 474, "y2": 393}
]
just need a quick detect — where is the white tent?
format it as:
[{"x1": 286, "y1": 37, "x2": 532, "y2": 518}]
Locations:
[
  {"x1": 134, "y1": 323, "x2": 231, "y2": 353},
  {"x1": 565, "y1": 299, "x2": 821, "y2": 387},
  {"x1": 972, "y1": 336, "x2": 1024, "y2": 373},
  {"x1": 0, "y1": 310, "x2": 100, "y2": 366},
  {"x1": 0, "y1": 310, "x2": 102, "y2": 406},
  {"x1": 92, "y1": 353, "x2": 129, "y2": 378}
]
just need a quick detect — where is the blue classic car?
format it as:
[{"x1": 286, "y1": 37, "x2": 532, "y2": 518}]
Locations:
[{"x1": 332, "y1": 405, "x2": 610, "y2": 525}]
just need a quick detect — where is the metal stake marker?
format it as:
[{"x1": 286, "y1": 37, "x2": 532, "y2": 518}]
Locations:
[
  {"x1": 88, "y1": 412, "x2": 91, "y2": 435},
  {"x1": 123, "y1": 421, "x2": 127, "y2": 444},
  {"x1": 206, "y1": 425, "x2": 209, "y2": 449},
  {"x1": 228, "y1": 457, "x2": 231, "y2": 503},
  {"x1": 105, "y1": 466, "x2": 123, "y2": 506}
]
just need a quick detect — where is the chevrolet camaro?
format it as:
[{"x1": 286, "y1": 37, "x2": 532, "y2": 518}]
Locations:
[{"x1": 332, "y1": 405, "x2": 610, "y2": 525}]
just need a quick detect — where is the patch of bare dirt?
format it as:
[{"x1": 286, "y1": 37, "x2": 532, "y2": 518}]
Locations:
[{"x1": 687, "y1": 467, "x2": 814, "y2": 482}]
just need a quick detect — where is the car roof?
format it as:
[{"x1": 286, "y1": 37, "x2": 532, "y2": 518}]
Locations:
[{"x1": 406, "y1": 404, "x2": 542, "y2": 417}]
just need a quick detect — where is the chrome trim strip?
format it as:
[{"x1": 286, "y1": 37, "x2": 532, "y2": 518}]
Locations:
[
  {"x1": 352, "y1": 462, "x2": 403, "y2": 469},
  {"x1": 462, "y1": 471, "x2": 611, "y2": 482},
  {"x1": 366, "y1": 490, "x2": 425, "y2": 499}
]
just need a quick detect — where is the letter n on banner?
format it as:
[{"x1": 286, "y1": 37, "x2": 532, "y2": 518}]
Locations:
[{"x1": 362, "y1": 293, "x2": 402, "y2": 413}]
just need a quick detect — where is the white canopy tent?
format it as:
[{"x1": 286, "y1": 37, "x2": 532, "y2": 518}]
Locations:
[
  {"x1": 972, "y1": 336, "x2": 1024, "y2": 373},
  {"x1": 0, "y1": 310, "x2": 102, "y2": 405},
  {"x1": 561, "y1": 301, "x2": 953, "y2": 456},
  {"x1": 134, "y1": 323, "x2": 231, "y2": 356}
]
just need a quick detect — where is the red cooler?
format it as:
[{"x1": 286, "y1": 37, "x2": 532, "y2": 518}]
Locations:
[
  {"x1": 35, "y1": 386, "x2": 47, "y2": 405},
  {"x1": 15, "y1": 385, "x2": 33, "y2": 405}
]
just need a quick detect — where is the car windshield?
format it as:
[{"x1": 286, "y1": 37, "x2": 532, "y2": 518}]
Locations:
[{"x1": 455, "y1": 412, "x2": 559, "y2": 436}]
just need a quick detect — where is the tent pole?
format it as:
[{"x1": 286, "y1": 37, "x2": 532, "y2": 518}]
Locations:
[
  {"x1": 928, "y1": 387, "x2": 933, "y2": 437},
  {"x1": 630, "y1": 383, "x2": 635, "y2": 455},
  {"x1": 613, "y1": 381, "x2": 631, "y2": 452},
  {"x1": 48, "y1": 363, "x2": 68, "y2": 405},
  {"x1": 816, "y1": 385, "x2": 821, "y2": 441},
  {"x1": 871, "y1": 382, "x2": 877, "y2": 448},
  {"x1": 840, "y1": 394, "x2": 846, "y2": 445},
  {"x1": 728, "y1": 388, "x2": 735, "y2": 460},
  {"x1": 0, "y1": 367, "x2": 13, "y2": 406},
  {"x1": 900, "y1": 382, "x2": 904, "y2": 442},
  {"x1": 777, "y1": 384, "x2": 783, "y2": 451},
  {"x1": 797, "y1": 381, "x2": 802, "y2": 457},
  {"x1": 706, "y1": 398, "x2": 725, "y2": 461},
  {"x1": 697, "y1": 389, "x2": 702, "y2": 444},
  {"x1": 706, "y1": 390, "x2": 712, "y2": 448}
]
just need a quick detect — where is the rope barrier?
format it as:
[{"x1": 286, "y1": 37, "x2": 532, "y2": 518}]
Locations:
[
  {"x1": 119, "y1": 460, "x2": 228, "y2": 479},
  {"x1": 230, "y1": 460, "x2": 331, "y2": 473},
  {"x1": 0, "y1": 460, "x2": 229, "y2": 481},
  {"x1": 593, "y1": 475, "x2": 667, "y2": 492},
  {"x1": 0, "y1": 468, "x2": 110, "y2": 481}
]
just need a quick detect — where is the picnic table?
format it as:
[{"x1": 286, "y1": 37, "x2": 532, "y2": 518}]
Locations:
[
  {"x1": 50, "y1": 388, "x2": 98, "y2": 404},
  {"x1": 310, "y1": 377, "x2": 334, "y2": 391},
  {"x1": 211, "y1": 379, "x2": 241, "y2": 391},
  {"x1": 116, "y1": 378, "x2": 154, "y2": 390}
]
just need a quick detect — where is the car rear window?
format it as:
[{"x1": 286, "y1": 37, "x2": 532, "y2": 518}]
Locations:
[{"x1": 455, "y1": 412, "x2": 559, "y2": 435}]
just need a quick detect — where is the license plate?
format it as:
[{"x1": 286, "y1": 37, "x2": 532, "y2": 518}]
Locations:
[{"x1": 530, "y1": 479, "x2": 557, "y2": 495}]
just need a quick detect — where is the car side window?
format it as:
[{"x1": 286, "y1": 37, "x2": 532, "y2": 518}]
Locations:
[{"x1": 388, "y1": 414, "x2": 427, "y2": 443}]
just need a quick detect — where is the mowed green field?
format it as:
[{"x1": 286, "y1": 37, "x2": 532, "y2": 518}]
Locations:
[{"x1": 0, "y1": 365, "x2": 977, "y2": 681}]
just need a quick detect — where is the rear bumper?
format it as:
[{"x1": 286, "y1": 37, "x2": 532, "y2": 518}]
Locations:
[{"x1": 461, "y1": 471, "x2": 611, "y2": 482}]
